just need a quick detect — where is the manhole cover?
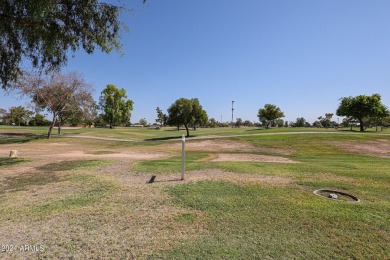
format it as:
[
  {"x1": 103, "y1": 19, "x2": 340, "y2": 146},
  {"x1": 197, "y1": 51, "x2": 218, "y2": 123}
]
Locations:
[{"x1": 313, "y1": 189, "x2": 360, "y2": 202}]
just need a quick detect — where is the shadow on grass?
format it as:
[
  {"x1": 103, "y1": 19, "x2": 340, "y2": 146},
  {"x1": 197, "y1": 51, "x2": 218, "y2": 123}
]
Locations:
[
  {"x1": 245, "y1": 128, "x2": 266, "y2": 132},
  {"x1": 165, "y1": 128, "x2": 186, "y2": 132},
  {"x1": 0, "y1": 157, "x2": 29, "y2": 168},
  {"x1": 36, "y1": 160, "x2": 105, "y2": 172},
  {"x1": 0, "y1": 133, "x2": 43, "y2": 144},
  {"x1": 1, "y1": 160, "x2": 107, "y2": 195},
  {"x1": 1, "y1": 172, "x2": 63, "y2": 194},
  {"x1": 149, "y1": 178, "x2": 184, "y2": 183},
  {"x1": 145, "y1": 136, "x2": 183, "y2": 141}
]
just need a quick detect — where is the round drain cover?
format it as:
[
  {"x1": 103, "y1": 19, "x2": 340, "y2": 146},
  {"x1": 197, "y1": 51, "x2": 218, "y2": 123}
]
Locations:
[{"x1": 313, "y1": 189, "x2": 360, "y2": 202}]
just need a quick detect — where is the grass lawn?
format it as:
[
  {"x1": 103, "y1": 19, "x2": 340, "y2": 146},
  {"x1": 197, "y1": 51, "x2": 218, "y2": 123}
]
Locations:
[
  {"x1": 0, "y1": 126, "x2": 389, "y2": 258},
  {"x1": 1, "y1": 125, "x2": 389, "y2": 142}
]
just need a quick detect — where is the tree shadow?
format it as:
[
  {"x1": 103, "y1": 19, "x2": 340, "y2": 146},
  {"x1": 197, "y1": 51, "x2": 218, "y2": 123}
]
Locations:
[
  {"x1": 146, "y1": 176, "x2": 183, "y2": 184},
  {"x1": 0, "y1": 133, "x2": 43, "y2": 144},
  {"x1": 0, "y1": 158, "x2": 29, "y2": 168},
  {"x1": 165, "y1": 128, "x2": 186, "y2": 132},
  {"x1": 245, "y1": 128, "x2": 265, "y2": 132},
  {"x1": 1, "y1": 172, "x2": 63, "y2": 194},
  {"x1": 145, "y1": 136, "x2": 184, "y2": 141}
]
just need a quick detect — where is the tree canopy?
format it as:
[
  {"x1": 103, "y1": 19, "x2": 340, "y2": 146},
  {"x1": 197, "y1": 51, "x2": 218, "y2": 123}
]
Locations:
[
  {"x1": 6, "y1": 106, "x2": 33, "y2": 126},
  {"x1": 167, "y1": 98, "x2": 208, "y2": 137},
  {"x1": 11, "y1": 71, "x2": 94, "y2": 138},
  {"x1": 0, "y1": 0, "x2": 146, "y2": 89},
  {"x1": 156, "y1": 107, "x2": 167, "y2": 127},
  {"x1": 99, "y1": 84, "x2": 134, "y2": 128},
  {"x1": 257, "y1": 104, "x2": 285, "y2": 129},
  {"x1": 336, "y1": 94, "x2": 388, "y2": 132}
]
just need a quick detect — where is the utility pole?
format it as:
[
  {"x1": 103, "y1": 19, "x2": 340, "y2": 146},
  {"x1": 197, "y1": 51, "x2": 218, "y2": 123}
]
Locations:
[{"x1": 231, "y1": 100, "x2": 234, "y2": 128}]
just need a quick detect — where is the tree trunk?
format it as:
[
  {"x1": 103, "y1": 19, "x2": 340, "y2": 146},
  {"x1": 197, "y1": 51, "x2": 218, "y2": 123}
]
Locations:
[
  {"x1": 359, "y1": 118, "x2": 364, "y2": 132},
  {"x1": 185, "y1": 124, "x2": 190, "y2": 137},
  {"x1": 58, "y1": 118, "x2": 62, "y2": 135},
  {"x1": 266, "y1": 121, "x2": 270, "y2": 129},
  {"x1": 47, "y1": 113, "x2": 57, "y2": 139}
]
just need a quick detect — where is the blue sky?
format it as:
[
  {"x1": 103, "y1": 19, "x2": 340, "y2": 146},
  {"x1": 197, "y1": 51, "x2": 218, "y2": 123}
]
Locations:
[{"x1": 1, "y1": 0, "x2": 390, "y2": 124}]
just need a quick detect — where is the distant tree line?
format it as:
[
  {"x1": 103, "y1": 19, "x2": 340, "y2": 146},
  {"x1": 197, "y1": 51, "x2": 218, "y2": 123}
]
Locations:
[{"x1": 3, "y1": 72, "x2": 390, "y2": 138}]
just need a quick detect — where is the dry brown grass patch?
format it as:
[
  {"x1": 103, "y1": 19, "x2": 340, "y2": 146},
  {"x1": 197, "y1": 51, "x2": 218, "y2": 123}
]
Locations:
[
  {"x1": 211, "y1": 153, "x2": 299, "y2": 163},
  {"x1": 53, "y1": 150, "x2": 166, "y2": 160},
  {"x1": 151, "y1": 169, "x2": 292, "y2": 186},
  {"x1": 162, "y1": 139, "x2": 293, "y2": 154},
  {"x1": 0, "y1": 159, "x2": 208, "y2": 259},
  {"x1": 334, "y1": 139, "x2": 390, "y2": 158}
]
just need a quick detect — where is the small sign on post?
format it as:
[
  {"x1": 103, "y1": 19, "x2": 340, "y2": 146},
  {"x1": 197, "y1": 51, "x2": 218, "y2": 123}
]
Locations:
[{"x1": 181, "y1": 134, "x2": 185, "y2": 180}]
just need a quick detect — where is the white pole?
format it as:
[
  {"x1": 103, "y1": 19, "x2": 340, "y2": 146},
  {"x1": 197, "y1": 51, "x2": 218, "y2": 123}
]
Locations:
[{"x1": 181, "y1": 134, "x2": 185, "y2": 180}]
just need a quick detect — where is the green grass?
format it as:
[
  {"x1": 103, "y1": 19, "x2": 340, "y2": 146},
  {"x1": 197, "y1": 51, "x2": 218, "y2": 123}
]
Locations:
[
  {"x1": 0, "y1": 135, "x2": 42, "y2": 144},
  {"x1": 34, "y1": 173, "x2": 117, "y2": 216},
  {"x1": 1, "y1": 160, "x2": 112, "y2": 194},
  {"x1": 133, "y1": 152, "x2": 213, "y2": 173},
  {"x1": 1, "y1": 126, "x2": 389, "y2": 258},
  {"x1": 2, "y1": 125, "x2": 389, "y2": 142},
  {"x1": 0, "y1": 157, "x2": 30, "y2": 168},
  {"x1": 137, "y1": 133, "x2": 389, "y2": 259},
  {"x1": 0, "y1": 159, "x2": 116, "y2": 220},
  {"x1": 165, "y1": 181, "x2": 389, "y2": 259},
  {"x1": 36, "y1": 159, "x2": 110, "y2": 172}
]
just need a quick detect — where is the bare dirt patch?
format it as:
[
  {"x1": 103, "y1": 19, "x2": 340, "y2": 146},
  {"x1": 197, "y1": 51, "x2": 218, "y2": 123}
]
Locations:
[
  {"x1": 211, "y1": 153, "x2": 299, "y2": 163},
  {"x1": 151, "y1": 169, "x2": 292, "y2": 186},
  {"x1": 164, "y1": 139, "x2": 293, "y2": 154},
  {"x1": 53, "y1": 150, "x2": 166, "y2": 160},
  {"x1": 335, "y1": 139, "x2": 390, "y2": 158},
  {"x1": 169, "y1": 139, "x2": 257, "y2": 152}
]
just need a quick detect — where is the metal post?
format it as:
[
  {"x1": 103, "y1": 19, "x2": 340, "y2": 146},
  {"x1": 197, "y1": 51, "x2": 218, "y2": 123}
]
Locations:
[
  {"x1": 231, "y1": 100, "x2": 234, "y2": 128},
  {"x1": 181, "y1": 134, "x2": 185, "y2": 180}
]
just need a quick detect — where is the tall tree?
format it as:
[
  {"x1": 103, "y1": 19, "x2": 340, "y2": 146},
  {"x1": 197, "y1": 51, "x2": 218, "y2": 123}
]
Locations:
[
  {"x1": 191, "y1": 98, "x2": 208, "y2": 130},
  {"x1": 167, "y1": 98, "x2": 193, "y2": 137},
  {"x1": 8, "y1": 106, "x2": 33, "y2": 126},
  {"x1": 139, "y1": 118, "x2": 147, "y2": 126},
  {"x1": 294, "y1": 117, "x2": 307, "y2": 127},
  {"x1": 235, "y1": 118, "x2": 243, "y2": 127},
  {"x1": 336, "y1": 94, "x2": 388, "y2": 132},
  {"x1": 257, "y1": 104, "x2": 285, "y2": 129},
  {"x1": 156, "y1": 107, "x2": 166, "y2": 127},
  {"x1": 167, "y1": 98, "x2": 208, "y2": 137},
  {"x1": 99, "y1": 84, "x2": 133, "y2": 128},
  {"x1": 371, "y1": 104, "x2": 389, "y2": 131},
  {"x1": 11, "y1": 71, "x2": 94, "y2": 138},
  {"x1": 0, "y1": 0, "x2": 146, "y2": 89},
  {"x1": 82, "y1": 100, "x2": 99, "y2": 128},
  {"x1": 0, "y1": 108, "x2": 7, "y2": 124},
  {"x1": 324, "y1": 113, "x2": 333, "y2": 129}
]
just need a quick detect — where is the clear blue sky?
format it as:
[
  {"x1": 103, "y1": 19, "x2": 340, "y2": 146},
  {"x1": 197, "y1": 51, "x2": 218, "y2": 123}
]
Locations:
[{"x1": 1, "y1": 0, "x2": 390, "y2": 124}]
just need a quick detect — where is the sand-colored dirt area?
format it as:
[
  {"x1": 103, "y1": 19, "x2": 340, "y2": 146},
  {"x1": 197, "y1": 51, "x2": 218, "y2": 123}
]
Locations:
[
  {"x1": 53, "y1": 150, "x2": 166, "y2": 160},
  {"x1": 211, "y1": 153, "x2": 299, "y2": 163},
  {"x1": 335, "y1": 139, "x2": 390, "y2": 158},
  {"x1": 165, "y1": 139, "x2": 293, "y2": 154},
  {"x1": 152, "y1": 169, "x2": 292, "y2": 185},
  {"x1": 0, "y1": 141, "x2": 167, "y2": 162}
]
